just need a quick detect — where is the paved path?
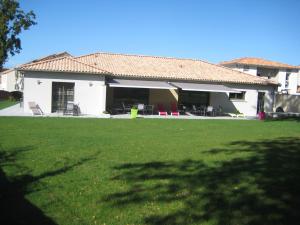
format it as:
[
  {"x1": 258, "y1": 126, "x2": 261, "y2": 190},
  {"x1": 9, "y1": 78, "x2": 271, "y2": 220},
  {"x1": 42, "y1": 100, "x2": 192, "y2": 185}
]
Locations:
[{"x1": 0, "y1": 104, "x2": 32, "y2": 116}]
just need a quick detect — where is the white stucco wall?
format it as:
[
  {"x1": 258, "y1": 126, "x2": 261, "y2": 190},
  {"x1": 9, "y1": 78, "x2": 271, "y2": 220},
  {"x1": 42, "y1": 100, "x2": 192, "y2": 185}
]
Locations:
[
  {"x1": 276, "y1": 69, "x2": 299, "y2": 94},
  {"x1": 209, "y1": 84, "x2": 275, "y2": 116},
  {"x1": 23, "y1": 71, "x2": 106, "y2": 115},
  {"x1": 0, "y1": 73, "x2": 7, "y2": 90},
  {"x1": 226, "y1": 65, "x2": 257, "y2": 76},
  {"x1": 0, "y1": 70, "x2": 17, "y2": 91},
  {"x1": 227, "y1": 65, "x2": 300, "y2": 94}
]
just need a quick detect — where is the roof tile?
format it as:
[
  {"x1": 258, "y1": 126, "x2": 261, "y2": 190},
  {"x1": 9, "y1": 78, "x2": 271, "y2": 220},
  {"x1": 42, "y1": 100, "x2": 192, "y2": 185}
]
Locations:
[
  {"x1": 75, "y1": 52, "x2": 276, "y2": 85},
  {"x1": 220, "y1": 57, "x2": 298, "y2": 69},
  {"x1": 18, "y1": 56, "x2": 108, "y2": 74}
]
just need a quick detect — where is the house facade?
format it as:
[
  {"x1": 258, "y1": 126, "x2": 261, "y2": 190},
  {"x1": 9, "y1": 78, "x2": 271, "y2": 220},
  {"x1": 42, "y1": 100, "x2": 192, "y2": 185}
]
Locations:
[
  {"x1": 16, "y1": 52, "x2": 277, "y2": 117},
  {"x1": 220, "y1": 57, "x2": 300, "y2": 95},
  {"x1": 0, "y1": 69, "x2": 19, "y2": 92},
  {"x1": 220, "y1": 57, "x2": 300, "y2": 112}
]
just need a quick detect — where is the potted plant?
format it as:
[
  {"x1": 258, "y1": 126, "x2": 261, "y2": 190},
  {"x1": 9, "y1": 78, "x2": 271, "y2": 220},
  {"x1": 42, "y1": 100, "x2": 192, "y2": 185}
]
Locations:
[{"x1": 131, "y1": 106, "x2": 138, "y2": 119}]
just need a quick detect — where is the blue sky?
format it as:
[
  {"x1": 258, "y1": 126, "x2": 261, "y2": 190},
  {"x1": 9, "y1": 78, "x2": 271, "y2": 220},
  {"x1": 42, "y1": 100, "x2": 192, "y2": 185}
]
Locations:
[{"x1": 4, "y1": 0, "x2": 300, "y2": 67}]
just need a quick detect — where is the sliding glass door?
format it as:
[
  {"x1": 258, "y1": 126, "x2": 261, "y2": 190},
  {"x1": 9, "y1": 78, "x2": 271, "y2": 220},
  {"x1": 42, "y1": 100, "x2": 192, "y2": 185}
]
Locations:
[{"x1": 51, "y1": 82, "x2": 75, "y2": 113}]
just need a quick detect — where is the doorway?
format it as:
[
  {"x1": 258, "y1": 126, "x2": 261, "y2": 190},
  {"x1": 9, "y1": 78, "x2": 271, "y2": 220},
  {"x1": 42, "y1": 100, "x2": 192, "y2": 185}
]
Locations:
[
  {"x1": 257, "y1": 92, "x2": 265, "y2": 113},
  {"x1": 52, "y1": 82, "x2": 75, "y2": 113}
]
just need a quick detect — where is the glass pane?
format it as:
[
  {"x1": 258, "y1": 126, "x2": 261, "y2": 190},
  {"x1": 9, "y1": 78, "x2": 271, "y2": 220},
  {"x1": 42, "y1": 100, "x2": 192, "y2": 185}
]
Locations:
[{"x1": 52, "y1": 82, "x2": 75, "y2": 113}]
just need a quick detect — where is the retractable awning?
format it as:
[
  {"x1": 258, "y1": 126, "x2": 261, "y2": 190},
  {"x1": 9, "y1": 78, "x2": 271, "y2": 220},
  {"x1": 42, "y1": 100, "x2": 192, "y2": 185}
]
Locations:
[
  {"x1": 170, "y1": 82, "x2": 241, "y2": 93},
  {"x1": 108, "y1": 79, "x2": 176, "y2": 89}
]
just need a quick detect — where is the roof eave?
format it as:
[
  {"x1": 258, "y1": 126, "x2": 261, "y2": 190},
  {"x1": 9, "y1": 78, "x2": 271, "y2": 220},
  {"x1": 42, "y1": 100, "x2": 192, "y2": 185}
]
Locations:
[
  {"x1": 222, "y1": 62, "x2": 298, "y2": 70},
  {"x1": 107, "y1": 73, "x2": 278, "y2": 86},
  {"x1": 17, "y1": 68, "x2": 108, "y2": 76}
]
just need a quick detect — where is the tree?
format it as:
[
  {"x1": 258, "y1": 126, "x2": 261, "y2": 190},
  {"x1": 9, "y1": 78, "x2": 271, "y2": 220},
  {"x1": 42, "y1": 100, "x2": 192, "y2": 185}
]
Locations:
[{"x1": 0, "y1": 0, "x2": 36, "y2": 69}]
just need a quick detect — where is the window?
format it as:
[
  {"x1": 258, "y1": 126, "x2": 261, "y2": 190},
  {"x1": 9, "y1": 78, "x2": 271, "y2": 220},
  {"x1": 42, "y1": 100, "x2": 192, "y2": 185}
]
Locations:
[
  {"x1": 243, "y1": 65, "x2": 250, "y2": 72},
  {"x1": 285, "y1": 72, "x2": 290, "y2": 88},
  {"x1": 51, "y1": 82, "x2": 75, "y2": 113},
  {"x1": 179, "y1": 90, "x2": 209, "y2": 107},
  {"x1": 229, "y1": 92, "x2": 245, "y2": 100}
]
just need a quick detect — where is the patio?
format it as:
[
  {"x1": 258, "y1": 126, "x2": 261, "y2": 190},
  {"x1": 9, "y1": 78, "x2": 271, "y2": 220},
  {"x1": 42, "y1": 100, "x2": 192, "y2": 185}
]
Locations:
[
  {"x1": 106, "y1": 79, "x2": 245, "y2": 118},
  {"x1": 0, "y1": 104, "x2": 252, "y2": 119},
  {"x1": 111, "y1": 113, "x2": 251, "y2": 119}
]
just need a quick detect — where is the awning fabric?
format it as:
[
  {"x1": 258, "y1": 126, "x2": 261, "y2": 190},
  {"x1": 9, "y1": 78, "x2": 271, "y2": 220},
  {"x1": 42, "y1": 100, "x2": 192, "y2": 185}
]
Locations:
[
  {"x1": 170, "y1": 82, "x2": 241, "y2": 93},
  {"x1": 108, "y1": 79, "x2": 176, "y2": 89}
]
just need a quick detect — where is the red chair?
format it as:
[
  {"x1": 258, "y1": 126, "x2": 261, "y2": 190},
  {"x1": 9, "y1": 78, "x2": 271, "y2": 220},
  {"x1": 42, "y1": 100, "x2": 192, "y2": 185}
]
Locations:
[
  {"x1": 157, "y1": 104, "x2": 168, "y2": 116},
  {"x1": 171, "y1": 102, "x2": 179, "y2": 116}
]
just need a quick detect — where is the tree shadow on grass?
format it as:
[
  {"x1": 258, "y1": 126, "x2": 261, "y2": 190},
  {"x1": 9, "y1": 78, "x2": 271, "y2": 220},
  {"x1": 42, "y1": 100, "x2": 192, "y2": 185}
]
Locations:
[
  {"x1": 104, "y1": 137, "x2": 300, "y2": 225},
  {"x1": 0, "y1": 145, "x2": 100, "y2": 225}
]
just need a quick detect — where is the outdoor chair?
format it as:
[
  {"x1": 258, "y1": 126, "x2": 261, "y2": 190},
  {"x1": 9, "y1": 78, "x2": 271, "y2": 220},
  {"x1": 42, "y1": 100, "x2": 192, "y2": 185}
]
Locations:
[
  {"x1": 73, "y1": 104, "x2": 81, "y2": 116},
  {"x1": 198, "y1": 106, "x2": 206, "y2": 116},
  {"x1": 206, "y1": 106, "x2": 216, "y2": 116},
  {"x1": 170, "y1": 102, "x2": 179, "y2": 116},
  {"x1": 112, "y1": 103, "x2": 124, "y2": 114},
  {"x1": 122, "y1": 102, "x2": 131, "y2": 113},
  {"x1": 137, "y1": 104, "x2": 145, "y2": 114},
  {"x1": 157, "y1": 104, "x2": 168, "y2": 116},
  {"x1": 64, "y1": 101, "x2": 74, "y2": 115},
  {"x1": 144, "y1": 105, "x2": 154, "y2": 115},
  {"x1": 28, "y1": 101, "x2": 44, "y2": 115},
  {"x1": 177, "y1": 104, "x2": 187, "y2": 114},
  {"x1": 191, "y1": 105, "x2": 201, "y2": 115},
  {"x1": 228, "y1": 112, "x2": 245, "y2": 118}
]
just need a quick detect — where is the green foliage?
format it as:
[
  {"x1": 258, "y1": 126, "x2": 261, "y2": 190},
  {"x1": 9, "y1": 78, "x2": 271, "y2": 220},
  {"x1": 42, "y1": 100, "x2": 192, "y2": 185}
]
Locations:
[{"x1": 0, "y1": 0, "x2": 36, "y2": 68}]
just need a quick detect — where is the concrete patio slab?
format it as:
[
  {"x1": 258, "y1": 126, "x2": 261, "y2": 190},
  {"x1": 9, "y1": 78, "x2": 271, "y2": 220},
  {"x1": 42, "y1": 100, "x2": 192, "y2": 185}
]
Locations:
[{"x1": 0, "y1": 105, "x2": 255, "y2": 120}]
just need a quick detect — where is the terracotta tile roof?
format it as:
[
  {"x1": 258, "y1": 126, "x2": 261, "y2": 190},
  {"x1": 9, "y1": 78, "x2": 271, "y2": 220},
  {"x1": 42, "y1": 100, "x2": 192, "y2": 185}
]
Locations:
[
  {"x1": 30, "y1": 51, "x2": 72, "y2": 63},
  {"x1": 16, "y1": 52, "x2": 277, "y2": 86},
  {"x1": 220, "y1": 57, "x2": 298, "y2": 69},
  {"x1": 18, "y1": 56, "x2": 109, "y2": 75},
  {"x1": 75, "y1": 52, "x2": 276, "y2": 85}
]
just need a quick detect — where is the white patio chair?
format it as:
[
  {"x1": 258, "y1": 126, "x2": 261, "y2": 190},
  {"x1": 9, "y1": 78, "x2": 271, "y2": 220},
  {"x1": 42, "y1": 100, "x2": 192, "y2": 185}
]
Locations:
[
  {"x1": 206, "y1": 106, "x2": 215, "y2": 116},
  {"x1": 137, "y1": 104, "x2": 145, "y2": 114},
  {"x1": 28, "y1": 102, "x2": 44, "y2": 115},
  {"x1": 64, "y1": 101, "x2": 74, "y2": 115}
]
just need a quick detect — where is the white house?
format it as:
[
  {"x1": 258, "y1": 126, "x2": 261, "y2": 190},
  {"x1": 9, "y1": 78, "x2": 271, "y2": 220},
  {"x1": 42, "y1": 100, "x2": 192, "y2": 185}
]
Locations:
[
  {"x1": 0, "y1": 69, "x2": 19, "y2": 92},
  {"x1": 220, "y1": 57, "x2": 300, "y2": 112},
  {"x1": 0, "y1": 52, "x2": 71, "y2": 93},
  {"x1": 220, "y1": 57, "x2": 300, "y2": 95},
  {"x1": 16, "y1": 52, "x2": 277, "y2": 117}
]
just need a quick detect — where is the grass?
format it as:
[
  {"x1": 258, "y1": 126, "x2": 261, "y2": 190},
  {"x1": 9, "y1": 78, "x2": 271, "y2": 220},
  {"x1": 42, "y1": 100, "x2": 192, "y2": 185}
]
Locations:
[
  {"x1": 0, "y1": 100, "x2": 18, "y2": 110},
  {"x1": 0, "y1": 117, "x2": 299, "y2": 225}
]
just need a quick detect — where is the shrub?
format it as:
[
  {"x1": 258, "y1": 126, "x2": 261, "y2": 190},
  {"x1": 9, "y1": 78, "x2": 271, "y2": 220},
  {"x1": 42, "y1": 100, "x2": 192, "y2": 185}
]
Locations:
[
  {"x1": 10, "y1": 91, "x2": 23, "y2": 101},
  {"x1": 0, "y1": 90, "x2": 10, "y2": 100}
]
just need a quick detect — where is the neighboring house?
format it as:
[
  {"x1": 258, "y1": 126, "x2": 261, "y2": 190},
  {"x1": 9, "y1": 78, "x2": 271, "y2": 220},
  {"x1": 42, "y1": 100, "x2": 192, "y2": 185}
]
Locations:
[
  {"x1": 0, "y1": 52, "x2": 71, "y2": 92},
  {"x1": 220, "y1": 57, "x2": 300, "y2": 112},
  {"x1": 0, "y1": 69, "x2": 19, "y2": 92},
  {"x1": 220, "y1": 57, "x2": 300, "y2": 94},
  {"x1": 16, "y1": 52, "x2": 277, "y2": 117}
]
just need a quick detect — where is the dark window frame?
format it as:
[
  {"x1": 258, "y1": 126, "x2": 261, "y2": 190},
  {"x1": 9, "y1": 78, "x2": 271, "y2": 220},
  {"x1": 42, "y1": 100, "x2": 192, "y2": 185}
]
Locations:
[
  {"x1": 243, "y1": 65, "x2": 250, "y2": 72},
  {"x1": 229, "y1": 91, "x2": 246, "y2": 100}
]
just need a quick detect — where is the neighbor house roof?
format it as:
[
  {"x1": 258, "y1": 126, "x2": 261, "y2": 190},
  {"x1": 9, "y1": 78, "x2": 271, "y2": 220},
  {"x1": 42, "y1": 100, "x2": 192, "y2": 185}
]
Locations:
[
  {"x1": 75, "y1": 52, "x2": 276, "y2": 85},
  {"x1": 220, "y1": 57, "x2": 298, "y2": 70},
  {"x1": 18, "y1": 56, "x2": 109, "y2": 75},
  {"x1": 0, "y1": 68, "x2": 8, "y2": 72},
  {"x1": 30, "y1": 51, "x2": 72, "y2": 63},
  {"x1": 17, "y1": 52, "x2": 277, "y2": 86},
  {"x1": 0, "y1": 68, "x2": 14, "y2": 75}
]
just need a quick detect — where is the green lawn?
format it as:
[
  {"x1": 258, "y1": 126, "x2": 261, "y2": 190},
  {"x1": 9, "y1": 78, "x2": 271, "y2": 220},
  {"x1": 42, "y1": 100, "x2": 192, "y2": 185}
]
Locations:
[
  {"x1": 0, "y1": 117, "x2": 299, "y2": 225},
  {"x1": 0, "y1": 100, "x2": 18, "y2": 110}
]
